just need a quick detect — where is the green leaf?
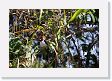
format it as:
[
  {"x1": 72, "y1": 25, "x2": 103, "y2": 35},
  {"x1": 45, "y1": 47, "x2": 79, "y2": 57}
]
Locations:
[
  {"x1": 68, "y1": 9, "x2": 84, "y2": 23},
  {"x1": 57, "y1": 28, "x2": 60, "y2": 35},
  {"x1": 36, "y1": 25, "x2": 44, "y2": 31},
  {"x1": 64, "y1": 10, "x2": 66, "y2": 20},
  {"x1": 39, "y1": 9, "x2": 43, "y2": 21},
  {"x1": 57, "y1": 28, "x2": 61, "y2": 40}
]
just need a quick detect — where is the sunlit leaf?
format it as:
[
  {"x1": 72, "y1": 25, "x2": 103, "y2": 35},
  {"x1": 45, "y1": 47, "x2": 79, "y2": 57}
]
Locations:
[
  {"x1": 39, "y1": 9, "x2": 43, "y2": 22},
  {"x1": 68, "y1": 9, "x2": 84, "y2": 23}
]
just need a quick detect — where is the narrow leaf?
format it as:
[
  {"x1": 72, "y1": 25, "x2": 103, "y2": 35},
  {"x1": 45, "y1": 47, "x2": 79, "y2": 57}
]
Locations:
[
  {"x1": 68, "y1": 9, "x2": 84, "y2": 23},
  {"x1": 39, "y1": 9, "x2": 43, "y2": 22}
]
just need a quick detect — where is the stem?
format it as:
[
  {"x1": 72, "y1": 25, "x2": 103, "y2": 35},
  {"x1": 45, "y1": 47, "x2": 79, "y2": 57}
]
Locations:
[
  {"x1": 17, "y1": 58, "x2": 19, "y2": 68},
  {"x1": 86, "y1": 37, "x2": 98, "y2": 67},
  {"x1": 71, "y1": 37, "x2": 82, "y2": 67}
]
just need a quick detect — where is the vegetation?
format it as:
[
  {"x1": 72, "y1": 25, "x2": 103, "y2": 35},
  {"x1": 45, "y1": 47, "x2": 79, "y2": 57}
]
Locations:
[{"x1": 9, "y1": 9, "x2": 99, "y2": 68}]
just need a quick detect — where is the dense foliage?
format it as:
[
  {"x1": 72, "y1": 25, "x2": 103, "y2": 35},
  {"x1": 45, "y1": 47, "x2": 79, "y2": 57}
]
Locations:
[{"x1": 9, "y1": 9, "x2": 99, "y2": 68}]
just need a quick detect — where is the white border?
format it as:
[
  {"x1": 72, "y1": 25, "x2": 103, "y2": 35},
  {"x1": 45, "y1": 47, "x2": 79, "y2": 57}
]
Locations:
[{"x1": 0, "y1": 0, "x2": 108, "y2": 78}]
